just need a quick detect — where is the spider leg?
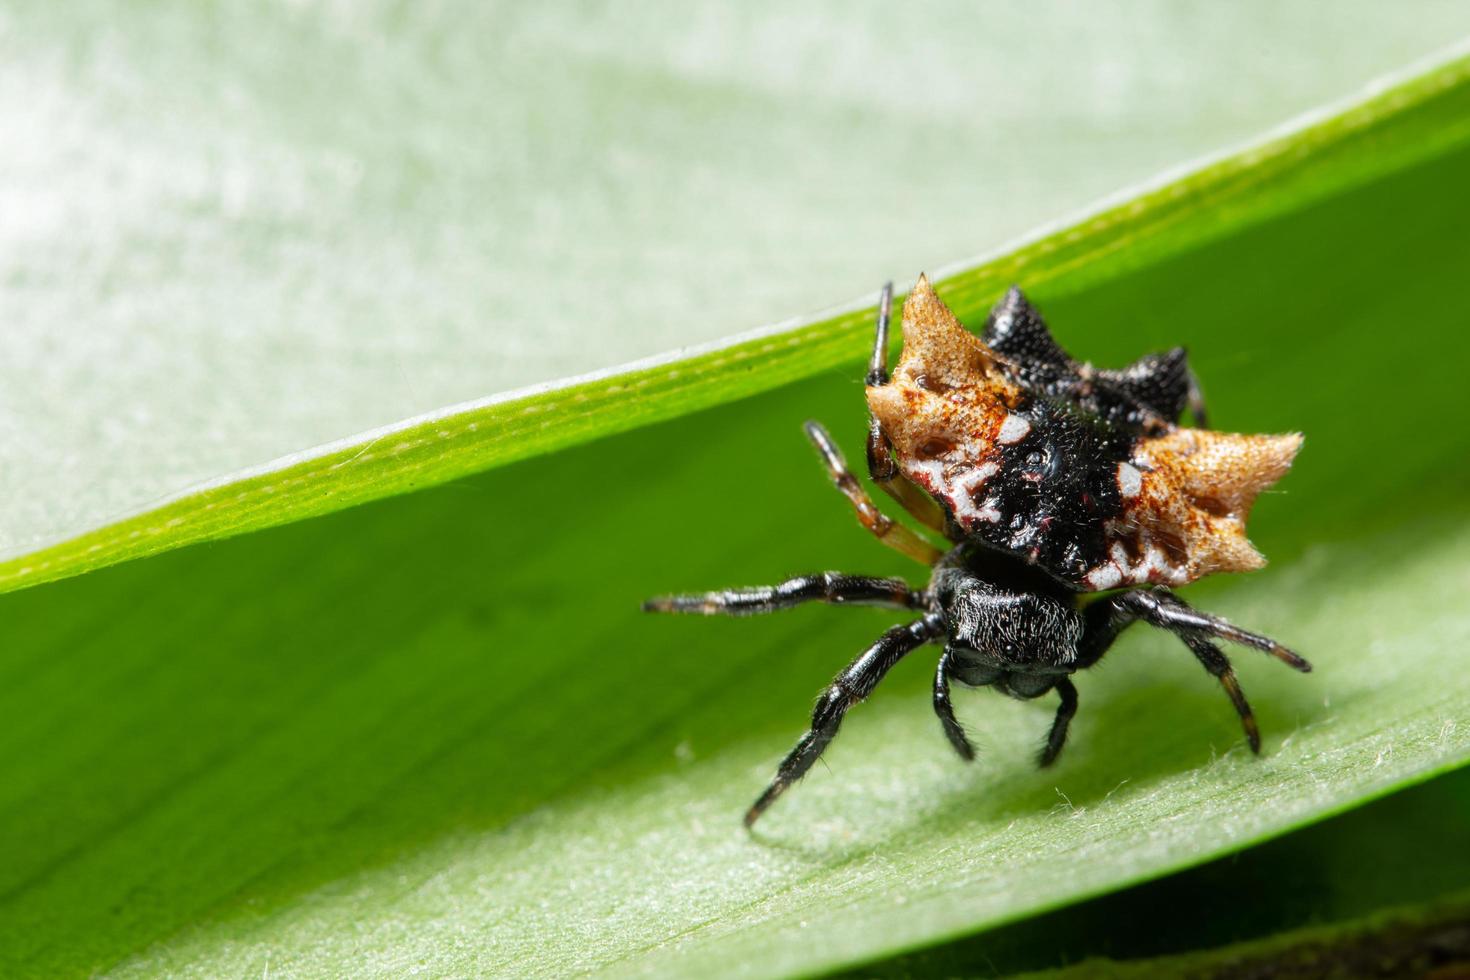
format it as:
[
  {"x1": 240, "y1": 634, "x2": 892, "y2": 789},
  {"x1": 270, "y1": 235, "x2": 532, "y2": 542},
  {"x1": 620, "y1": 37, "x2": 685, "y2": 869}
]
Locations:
[
  {"x1": 1179, "y1": 632, "x2": 1261, "y2": 752},
  {"x1": 644, "y1": 573, "x2": 924, "y2": 616},
  {"x1": 1080, "y1": 588, "x2": 1303, "y2": 753},
  {"x1": 1120, "y1": 588, "x2": 1311, "y2": 672},
  {"x1": 804, "y1": 419, "x2": 943, "y2": 566},
  {"x1": 932, "y1": 649, "x2": 975, "y2": 760},
  {"x1": 1038, "y1": 677, "x2": 1078, "y2": 767},
  {"x1": 864, "y1": 282, "x2": 951, "y2": 536},
  {"x1": 746, "y1": 614, "x2": 942, "y2": 827}
]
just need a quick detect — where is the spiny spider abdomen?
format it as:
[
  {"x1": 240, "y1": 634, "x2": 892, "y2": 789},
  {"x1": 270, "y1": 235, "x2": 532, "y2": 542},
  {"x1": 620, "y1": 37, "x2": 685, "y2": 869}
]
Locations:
[{"x1": 645, "y1": 276, "x2": 1310, "y2": 827}]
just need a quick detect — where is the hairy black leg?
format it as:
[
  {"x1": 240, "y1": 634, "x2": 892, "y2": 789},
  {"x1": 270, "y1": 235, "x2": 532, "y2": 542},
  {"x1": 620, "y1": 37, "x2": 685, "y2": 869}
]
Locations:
[
  {"x1": 1084, "y1": 588, "x2": 1302, "y2": 752},
  {"x1": 1038, "y1": 677, "x2": 1078, "y2": 767},
  {"x1": 1063, "y1": 581, "x2": 1305, "y2": 758},
  {"x1": 932, "y1": 650, "x2": 975, "y2": 760},
  {"x1": 804, "y1": 419, "x2": 943, "y2": 566},
  {"x1": 643, "y1": 573, "x2": 924, "y2": 616},
  {"x1": 746, "y1": 614, "x2": 942, "y2": 827},
  {"x1": 864, "y1": 283, "x2": 951, "y2": 537},
  {"x1": 1179, "y1": 632, "x2": 1261, "y2": 752},
  {"x1": 1121, "y1": 589, "x2": 1311, "y2": 672}
]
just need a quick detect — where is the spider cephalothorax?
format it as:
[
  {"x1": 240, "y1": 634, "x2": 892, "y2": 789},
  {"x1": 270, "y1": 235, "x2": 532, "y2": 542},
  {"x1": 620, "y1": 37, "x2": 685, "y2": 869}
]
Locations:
[{"x1": 646, "y1": 276, "x2": 1310, "y2": 826}]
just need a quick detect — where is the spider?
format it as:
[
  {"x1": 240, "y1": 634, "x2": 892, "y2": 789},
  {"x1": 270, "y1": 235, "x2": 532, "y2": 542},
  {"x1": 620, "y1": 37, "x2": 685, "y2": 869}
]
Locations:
[{"x1": 645, "y1": 276, "x2": 1310, "y2": 827}]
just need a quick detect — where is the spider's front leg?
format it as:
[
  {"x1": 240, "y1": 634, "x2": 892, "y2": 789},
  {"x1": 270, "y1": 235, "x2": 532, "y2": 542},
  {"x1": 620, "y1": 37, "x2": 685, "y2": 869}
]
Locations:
[
  {"x1": 1121, "y1": 588, "x2": 1311, "y2": 672},
  {"x1": 746, "y1": 614, "x2": 943, "y2": 826},
  {"x1": 1075, "y1": 587, "x2": 1310, "y2": 754}
]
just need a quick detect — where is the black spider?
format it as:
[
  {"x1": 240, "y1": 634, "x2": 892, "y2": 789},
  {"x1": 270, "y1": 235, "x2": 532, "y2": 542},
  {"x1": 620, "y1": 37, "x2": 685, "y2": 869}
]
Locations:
[{"x1": 646, "y1": 277, "x2": 1310, "y2": 827}]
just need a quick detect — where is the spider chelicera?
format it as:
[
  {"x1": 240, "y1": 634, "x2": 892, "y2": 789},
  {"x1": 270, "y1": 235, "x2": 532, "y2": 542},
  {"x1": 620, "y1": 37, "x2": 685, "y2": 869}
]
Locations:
[{"x1": 646, "y1": 276, "x2": 1311, "y2": 826}]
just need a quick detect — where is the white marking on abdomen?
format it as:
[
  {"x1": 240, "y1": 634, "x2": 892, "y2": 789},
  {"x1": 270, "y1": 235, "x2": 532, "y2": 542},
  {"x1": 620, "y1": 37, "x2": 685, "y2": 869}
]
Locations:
[
  {"x1": 996, "y1": 414, "x2": 1031, "y2": 444},
  {"x1": 1117, "y1": 461, "x2": 1143, "y2": 498},
  {"x1": 943, "y1": 461, "x2": 1003, "y2": 524},
  {"x1": 1084, "y1": 562, "x2": 1122, "y2": 591}
]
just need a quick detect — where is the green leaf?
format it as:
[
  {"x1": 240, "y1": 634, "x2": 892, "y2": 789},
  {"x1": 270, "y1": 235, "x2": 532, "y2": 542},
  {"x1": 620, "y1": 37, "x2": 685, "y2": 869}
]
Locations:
[{"x1": 3, "y1": 50, "x2": 1470, "y2": 974}]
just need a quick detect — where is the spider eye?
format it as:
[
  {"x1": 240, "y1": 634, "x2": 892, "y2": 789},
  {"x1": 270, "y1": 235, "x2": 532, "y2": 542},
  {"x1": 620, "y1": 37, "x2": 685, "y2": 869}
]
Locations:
[{"x1": 1021, "y1": 442, "x2": 1060, "y2": 482}]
